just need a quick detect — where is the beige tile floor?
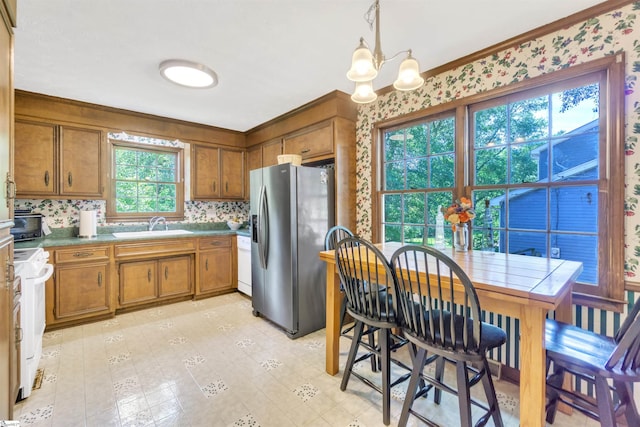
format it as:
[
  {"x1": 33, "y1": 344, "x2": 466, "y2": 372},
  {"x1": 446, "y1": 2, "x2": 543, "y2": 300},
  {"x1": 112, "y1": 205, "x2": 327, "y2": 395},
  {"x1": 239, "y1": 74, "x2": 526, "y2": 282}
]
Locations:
[{"x1": 13, "y1": 292, "x2": 598, "y2": 427}]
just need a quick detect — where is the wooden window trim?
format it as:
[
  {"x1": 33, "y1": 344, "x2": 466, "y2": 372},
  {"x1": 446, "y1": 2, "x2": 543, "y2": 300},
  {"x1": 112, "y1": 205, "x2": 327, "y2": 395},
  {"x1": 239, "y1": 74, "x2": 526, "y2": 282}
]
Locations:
[
  {"x1": 106, "y1": 139, "x2": 185, "y2": 222},
  {"x1": 372, "y1": 54, "x2": 626, "y2": 310}
]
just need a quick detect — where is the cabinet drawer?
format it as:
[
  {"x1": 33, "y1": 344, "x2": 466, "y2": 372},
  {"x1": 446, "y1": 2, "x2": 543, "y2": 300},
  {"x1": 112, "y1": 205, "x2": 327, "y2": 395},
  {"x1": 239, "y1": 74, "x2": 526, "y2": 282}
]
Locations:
[
  {"x1": 283, "y1": 122, "x2": 333, "y2": 160},
  {"x1": 199, "y1": 236, "x2": 231, "y2": 250},
  {"x1": 115, "y1": 239, "x2": 196, "y2": 259},
  {"x1": 55, "y1": 246, "x2": 110, "y2": 263}
]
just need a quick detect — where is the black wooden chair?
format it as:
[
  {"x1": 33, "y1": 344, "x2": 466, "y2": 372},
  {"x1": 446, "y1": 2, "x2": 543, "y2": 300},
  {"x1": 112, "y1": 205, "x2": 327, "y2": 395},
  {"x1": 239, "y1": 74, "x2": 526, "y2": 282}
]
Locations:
[
  {"x1": 324, "y1": 225, "x2": 356, "y2": 337},
  {"x1": 390, "y1": 244, "x2": 506, "y2": 427},
  {"x1": 545, "y1": 297, "x2": 640, "y2": 426},
  {"x1": 334, "y1": 236, "x2": 412, "y2": 425}
]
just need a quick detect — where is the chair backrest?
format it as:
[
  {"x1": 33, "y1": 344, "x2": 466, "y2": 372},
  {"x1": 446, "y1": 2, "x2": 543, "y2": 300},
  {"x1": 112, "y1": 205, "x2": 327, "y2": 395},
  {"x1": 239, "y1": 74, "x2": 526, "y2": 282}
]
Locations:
[
  {"x1": 334, "y1": 236, "x2": 397, "y2": 323},
  {"x1": 390, "y1": 244, "x2": 484, "y2": 355},
  {"x1": 325, "y1": 225, "x2": 354, "y2": 251},
  {"x1": 607, "y1": 296, "x2": 640, "y2": 373}
]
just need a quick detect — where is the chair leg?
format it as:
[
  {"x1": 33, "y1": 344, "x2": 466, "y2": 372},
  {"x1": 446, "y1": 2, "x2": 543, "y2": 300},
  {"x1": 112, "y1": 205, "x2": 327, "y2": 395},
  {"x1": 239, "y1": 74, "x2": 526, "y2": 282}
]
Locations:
[
  {"x1": 434, "y1": 356, "x2": 445, "y2": 404},
  {"x1": 380, "y1": 328, "x2": 391, "y2": 425},
  {"x1": 398, "y1": 347, "x2": 428, "y2": 427},
  {"x1": 340, "y1": 321, "x2": 365, "y2": 391},
  {"x1": 545, "y1": 364, "x2": 563, "y2": 424},
  {"x1": 479, "y1": 359, "x2": 504, "y2": 427},
  {"x1": 616, "y1": 381, "x2": 640, "y2": 425},
  {"x1": 456, "y1": 361, "x2": 473, "y2": 427},
  {"x1": 595, "y1": 376, "x2": 617, "y2": 426},
  {"x1": 367, "y1": 327, "x2": 378, "y2": 372},
  {"x1": 339, "y1": 294, "x2": 348, "y2": 333}
]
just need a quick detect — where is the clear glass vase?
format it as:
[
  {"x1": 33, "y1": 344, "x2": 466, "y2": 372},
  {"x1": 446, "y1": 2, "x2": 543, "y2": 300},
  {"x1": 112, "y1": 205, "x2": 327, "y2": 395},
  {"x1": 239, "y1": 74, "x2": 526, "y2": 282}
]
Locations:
[{"x1": 454, "y1": 223, "x2": 469, "y2": 252}]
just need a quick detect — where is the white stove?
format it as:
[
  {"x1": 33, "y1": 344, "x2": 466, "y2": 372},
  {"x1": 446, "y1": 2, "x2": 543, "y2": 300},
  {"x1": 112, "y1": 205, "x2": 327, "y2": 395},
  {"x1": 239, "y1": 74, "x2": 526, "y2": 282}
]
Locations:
[{"x1": 14, "y1": 247, "x2": 53, "y2": 400}]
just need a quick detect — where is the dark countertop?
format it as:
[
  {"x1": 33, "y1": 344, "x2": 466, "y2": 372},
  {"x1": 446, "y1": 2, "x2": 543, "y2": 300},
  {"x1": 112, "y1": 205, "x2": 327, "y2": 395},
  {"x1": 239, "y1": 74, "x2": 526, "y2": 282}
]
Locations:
[{"x1": 15, "y1": 225, "x2": 251, "y2": 249}]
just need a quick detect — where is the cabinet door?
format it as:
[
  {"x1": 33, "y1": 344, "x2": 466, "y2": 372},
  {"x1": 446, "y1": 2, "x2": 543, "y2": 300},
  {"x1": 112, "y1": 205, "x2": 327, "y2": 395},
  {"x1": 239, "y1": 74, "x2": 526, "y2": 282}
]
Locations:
[
  {"x1": 192, "y1": 145, "x2": 220, "y2": 199},
  {"x1": 221, "y1": 149, "x2": 244, "y2": 199},
  {"x1": 60, "y1": 126, "x2": 103, "y2": 197},
  {"x1": 0, "y1": 12, "x2": 11, "y2": 219},
  {"x1": 199, "y1": 249, "x2": 233, "y2": 293},
  {"x1": 55, "y1": 262, "x2": 110, "y2": 319},
  {"x1": 262, "y1": 139, "x2": 282, "y2": 167},
  {"x1": 247, "y1": 145, "x2": 262, "y2": 173},
  {"x1": 283, "y1": 121, "x2": 333, "y2": 161},
  {"x1": 246, "y1": 145, "x2": 262, "y2": 199},
  {"x1": 0, "y1": 230, "x2": 16, "y2": 420},
  {"x1": 158, "y1": 255, "x2": 192, "y2": 298},
  {"x1": 119, "y1": 260, "x2": 157, "y2": 307},
  {"x1": 14, "y1": 121, "x2": 57, "y2": 196}
]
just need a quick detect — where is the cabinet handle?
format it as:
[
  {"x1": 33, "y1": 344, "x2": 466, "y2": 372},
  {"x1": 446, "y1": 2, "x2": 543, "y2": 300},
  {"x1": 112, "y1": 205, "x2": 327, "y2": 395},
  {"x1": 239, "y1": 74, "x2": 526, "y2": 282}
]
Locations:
[
  {"x1": 212, "y1": 180, "x2": 216, "y2": 192},
  {"x1": 205, "y1": 259, "x2": 208, "y2": 271},
  {"x1": 5, "y1": 172, "x2": 16, "y2": 203},
  {"x1": 73, "y1": 252, "x2": 93, "y2": 258},
  {"x1": 164, "y1": 266, "x2": 168, "y2": 279},
  {"x1": 6, "y1": 262, "x2": 14, "y2": 288},
  {"x1": 68, "y1": 171, "x2": 73, "y2": 187},
  {"x1": 148, "y1": 269, "x2": 152, "y2": 282},
  {"x1": 44, "y1": 170, "x2": 49, "y2": 186},
  {"x1": 97, "y1": 272, "x2": 102, "y2": 287},
  {"x1": 210, "y1": 241, "x2": 221, "y2": 246},
  {"x1": 301, "y1": 148, "x2": 310, "y2": 154},
  {"x1": 225, "y1": 182, "x2": 228, "y2": 193}
]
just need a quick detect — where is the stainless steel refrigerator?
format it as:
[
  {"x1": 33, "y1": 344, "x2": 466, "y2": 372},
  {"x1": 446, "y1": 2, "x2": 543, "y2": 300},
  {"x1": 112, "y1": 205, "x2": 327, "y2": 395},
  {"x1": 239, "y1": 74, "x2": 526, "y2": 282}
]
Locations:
[{"x1": 250, "y1": 164, "x2": 335, "y2": 338}]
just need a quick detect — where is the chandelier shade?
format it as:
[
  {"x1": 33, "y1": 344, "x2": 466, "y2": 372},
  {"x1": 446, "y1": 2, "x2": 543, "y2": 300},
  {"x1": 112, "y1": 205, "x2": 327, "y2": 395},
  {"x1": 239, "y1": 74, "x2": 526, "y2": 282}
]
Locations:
[
  {"x1": 346, "y1": 38, "x2": 378, "y2": 82},
  {"x1": 393, "y1": 53, "x2": 425, "y2": 91},
  {"x1": 347, "y1": 0, "x2": 423, "y2": 103},
  {"x1": 350, "y1": 81, "x2": 378, "y2": 104}
]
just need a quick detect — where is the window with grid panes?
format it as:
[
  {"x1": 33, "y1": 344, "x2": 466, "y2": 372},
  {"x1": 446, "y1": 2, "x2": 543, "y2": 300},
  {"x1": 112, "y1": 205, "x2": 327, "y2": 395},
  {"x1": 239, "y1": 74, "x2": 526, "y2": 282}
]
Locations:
[{"x1": 376, "y1": 57, "x2": 624, "y2": 306}]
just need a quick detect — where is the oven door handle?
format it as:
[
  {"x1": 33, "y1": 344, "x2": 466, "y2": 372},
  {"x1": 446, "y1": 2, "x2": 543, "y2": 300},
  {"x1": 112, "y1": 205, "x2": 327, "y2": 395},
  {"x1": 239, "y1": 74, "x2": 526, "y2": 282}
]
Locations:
[{"x1": 28, "y1": 264, "x2": 54, "y2": 283}]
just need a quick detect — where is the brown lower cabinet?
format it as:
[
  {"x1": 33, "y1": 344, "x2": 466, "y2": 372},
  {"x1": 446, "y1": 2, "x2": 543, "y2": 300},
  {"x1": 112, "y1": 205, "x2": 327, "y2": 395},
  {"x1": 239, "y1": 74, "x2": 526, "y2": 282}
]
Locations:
[
  {"x1": 196, "y1": 236, "x2": 236, "y2": 296},
  {"x1": 1, "y1": 226, "x2": 18, "y2": 420},
  {"x1": 51, "y1": 246, "x2": 112, "y2": 323},
  {"x1": 119, "y1": 255, "x2": 193, "y2": 308},
  {"x1": 44, "y1": 234, "x2": 235, "y2": 329}
]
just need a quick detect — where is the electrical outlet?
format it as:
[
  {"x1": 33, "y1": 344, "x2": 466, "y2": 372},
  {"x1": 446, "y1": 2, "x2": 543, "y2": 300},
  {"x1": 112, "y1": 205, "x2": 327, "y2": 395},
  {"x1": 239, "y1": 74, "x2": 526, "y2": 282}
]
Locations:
[{"x1": 550, "y1": 247, "x2": 561, "y2": 258}]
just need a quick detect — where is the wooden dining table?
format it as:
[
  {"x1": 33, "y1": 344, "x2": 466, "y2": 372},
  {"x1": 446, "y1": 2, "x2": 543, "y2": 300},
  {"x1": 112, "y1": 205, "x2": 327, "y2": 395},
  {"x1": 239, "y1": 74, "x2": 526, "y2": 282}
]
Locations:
[{"x1": 319, "y1": 241, "x2": 583, "y2": 427}]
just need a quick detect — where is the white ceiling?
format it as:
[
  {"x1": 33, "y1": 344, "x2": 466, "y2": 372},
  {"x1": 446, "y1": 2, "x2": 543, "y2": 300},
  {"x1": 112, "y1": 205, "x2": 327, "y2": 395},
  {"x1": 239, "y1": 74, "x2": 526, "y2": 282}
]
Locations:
[{"x1": 14, "y1": 0, "x2": 605, "y2": 132}]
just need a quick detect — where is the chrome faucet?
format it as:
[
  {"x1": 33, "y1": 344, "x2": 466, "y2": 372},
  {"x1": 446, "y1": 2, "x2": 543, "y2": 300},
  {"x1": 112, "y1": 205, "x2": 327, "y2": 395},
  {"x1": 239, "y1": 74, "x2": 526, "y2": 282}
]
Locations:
[{"x1": 148, "y1": 216, "x2": 168, "y2": 231}]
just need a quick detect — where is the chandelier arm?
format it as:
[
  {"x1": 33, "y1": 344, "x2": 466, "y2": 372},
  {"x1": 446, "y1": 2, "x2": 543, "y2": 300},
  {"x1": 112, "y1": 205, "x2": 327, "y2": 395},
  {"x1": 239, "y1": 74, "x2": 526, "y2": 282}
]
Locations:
[
  {"x1": 372, "y1": 0, "x2": 384, "y2": 70},
  {"x1": 386, "y1": 49, "x2": 413, "y2": 64}
]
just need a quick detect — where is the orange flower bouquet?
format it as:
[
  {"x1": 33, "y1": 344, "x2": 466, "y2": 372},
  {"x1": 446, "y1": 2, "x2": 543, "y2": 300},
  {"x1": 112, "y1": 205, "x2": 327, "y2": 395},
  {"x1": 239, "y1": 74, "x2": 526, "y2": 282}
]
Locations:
[{"x1": 441, "y1": 197, "x2": 475, "y2": 231}]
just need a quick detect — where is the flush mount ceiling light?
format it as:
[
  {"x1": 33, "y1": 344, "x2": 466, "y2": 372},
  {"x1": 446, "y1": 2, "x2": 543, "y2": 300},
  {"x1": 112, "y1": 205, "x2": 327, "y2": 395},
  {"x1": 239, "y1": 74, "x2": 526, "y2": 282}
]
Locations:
[
  {"x1": 159, "y1": 59, "x2": 218, "y2": 89},
  {"x1": 347, "y1": 0, "x2": 424, "y2": 104}
]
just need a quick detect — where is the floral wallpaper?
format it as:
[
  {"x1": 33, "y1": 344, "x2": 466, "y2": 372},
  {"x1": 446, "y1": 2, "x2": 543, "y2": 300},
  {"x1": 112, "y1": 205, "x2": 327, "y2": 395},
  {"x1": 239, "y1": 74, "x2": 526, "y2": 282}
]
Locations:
[{"x1": 354, "y1": 2, "x2": 640, "y2": 283}]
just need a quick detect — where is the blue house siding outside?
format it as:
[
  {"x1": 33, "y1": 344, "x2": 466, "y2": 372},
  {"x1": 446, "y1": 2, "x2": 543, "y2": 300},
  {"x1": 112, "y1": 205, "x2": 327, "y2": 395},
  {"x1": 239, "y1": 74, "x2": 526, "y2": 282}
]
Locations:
[{"x1": 495, "y1": 120, "x2": 599, "y2": 283}]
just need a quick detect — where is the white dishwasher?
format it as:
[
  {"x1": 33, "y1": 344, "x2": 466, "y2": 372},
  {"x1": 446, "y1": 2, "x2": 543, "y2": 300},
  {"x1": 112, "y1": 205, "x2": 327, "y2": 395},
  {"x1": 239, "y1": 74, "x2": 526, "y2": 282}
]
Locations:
[{"x1": 237, "y1": 235, "x2": 252, "y2": 296}]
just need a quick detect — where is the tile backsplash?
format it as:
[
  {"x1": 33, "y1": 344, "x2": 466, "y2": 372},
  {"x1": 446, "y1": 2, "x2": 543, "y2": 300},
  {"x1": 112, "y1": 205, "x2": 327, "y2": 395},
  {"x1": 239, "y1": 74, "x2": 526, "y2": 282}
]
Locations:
[{"x1": 15, "y1": 199, "x2": 250, "y2": 229}]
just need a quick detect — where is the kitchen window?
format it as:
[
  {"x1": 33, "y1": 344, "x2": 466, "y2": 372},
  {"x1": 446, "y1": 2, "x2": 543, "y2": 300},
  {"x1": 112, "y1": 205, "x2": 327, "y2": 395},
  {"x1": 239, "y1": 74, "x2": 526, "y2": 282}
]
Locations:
[
  {"x1": 377, "y1": 55, "x2": 625, "y2": 308},
  {"x1": 106, "y1": 137, "x2": 185, "y2": 222},
  {"x1": 381, "y1": 113, "x2": 456, "y2": 245}
]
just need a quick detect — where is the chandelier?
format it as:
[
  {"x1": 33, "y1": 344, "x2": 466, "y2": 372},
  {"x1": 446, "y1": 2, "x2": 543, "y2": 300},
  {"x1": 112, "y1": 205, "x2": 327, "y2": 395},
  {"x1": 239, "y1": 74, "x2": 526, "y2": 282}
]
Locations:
[{"x1": 347, "y1": 0, "x2": 424, "y2": 103}]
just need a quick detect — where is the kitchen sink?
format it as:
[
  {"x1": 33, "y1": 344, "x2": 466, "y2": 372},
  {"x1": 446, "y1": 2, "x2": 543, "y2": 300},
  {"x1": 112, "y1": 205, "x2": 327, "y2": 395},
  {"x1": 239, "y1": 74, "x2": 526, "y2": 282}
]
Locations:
[{"x1": 112, "y1": 229, "x2": 193, "y2": 238}]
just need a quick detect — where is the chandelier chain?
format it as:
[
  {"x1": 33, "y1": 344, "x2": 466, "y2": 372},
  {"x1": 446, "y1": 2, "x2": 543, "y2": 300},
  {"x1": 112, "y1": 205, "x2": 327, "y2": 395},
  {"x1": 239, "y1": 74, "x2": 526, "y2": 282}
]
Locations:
[{"x1": 364, "y1": 1, "x2": 377, "y2": 31}]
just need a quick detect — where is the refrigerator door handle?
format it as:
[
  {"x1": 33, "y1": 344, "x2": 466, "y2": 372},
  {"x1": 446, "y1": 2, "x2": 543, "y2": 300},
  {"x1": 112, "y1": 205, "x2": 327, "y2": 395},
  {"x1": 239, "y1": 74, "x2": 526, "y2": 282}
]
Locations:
[
  {"x1": 258, "y1": 185, "x2": 269, "y2": 268},
  {"x1": 262, "y1": 185, "x2": 269, "y2": 267}
]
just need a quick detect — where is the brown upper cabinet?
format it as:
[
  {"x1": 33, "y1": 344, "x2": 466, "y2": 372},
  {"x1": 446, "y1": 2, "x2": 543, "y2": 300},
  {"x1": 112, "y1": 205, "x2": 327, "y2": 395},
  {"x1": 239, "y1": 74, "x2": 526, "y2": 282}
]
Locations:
[
  {"x1": 191, "y1": 144, "x2": 245, "y2": 200},
  {"x1": 245, "y1": 91, "x2": 357, "y2": 230},
  {"x1": 283, "y1": 121, "x2": 334, "y2": 162},
  {"x1": 14, "y1": 120, "x2": 104, "y2": 198},
  {"x1": 245, "y1": 138, "x2": 282, "y2": 198}
]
